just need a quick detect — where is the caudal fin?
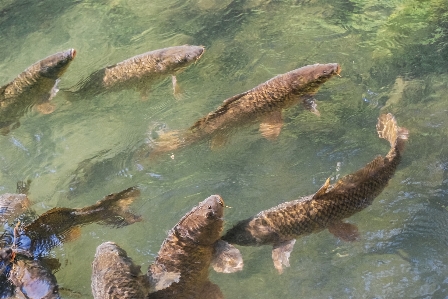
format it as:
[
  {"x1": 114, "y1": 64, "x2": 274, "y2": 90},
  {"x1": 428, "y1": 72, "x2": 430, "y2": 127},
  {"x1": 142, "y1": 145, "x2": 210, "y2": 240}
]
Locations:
[
  {"x1": 376, "y1": 113, "x2": 409, "y2": 153},
  {"x1": 97, "y1": 186, "x2": 142, "y2": 228}
]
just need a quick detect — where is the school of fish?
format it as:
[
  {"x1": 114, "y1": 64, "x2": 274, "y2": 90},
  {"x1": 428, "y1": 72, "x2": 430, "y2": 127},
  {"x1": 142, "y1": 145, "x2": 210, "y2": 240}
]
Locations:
[{"x1": 0, "y1": 42, "x2": 411, "y2": 299}]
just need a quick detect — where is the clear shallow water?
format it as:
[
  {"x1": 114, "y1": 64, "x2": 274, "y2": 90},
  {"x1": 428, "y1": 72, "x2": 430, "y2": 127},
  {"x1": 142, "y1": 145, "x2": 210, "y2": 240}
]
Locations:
[{"x1": 1, "y1": 0, "x2": 448, "y2": 298}]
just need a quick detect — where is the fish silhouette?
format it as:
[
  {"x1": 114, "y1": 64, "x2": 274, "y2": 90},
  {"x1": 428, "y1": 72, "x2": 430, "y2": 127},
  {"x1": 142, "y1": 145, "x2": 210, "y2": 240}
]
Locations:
[{"x1": 221, "y1": 113, "x2": 408, "y2": 273}]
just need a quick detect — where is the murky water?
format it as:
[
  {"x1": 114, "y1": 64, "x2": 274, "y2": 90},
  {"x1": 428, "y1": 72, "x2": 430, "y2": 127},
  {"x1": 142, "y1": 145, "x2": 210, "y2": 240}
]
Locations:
[{"x1": 1, "y1": 0, "x2": 448, "y2": 298}]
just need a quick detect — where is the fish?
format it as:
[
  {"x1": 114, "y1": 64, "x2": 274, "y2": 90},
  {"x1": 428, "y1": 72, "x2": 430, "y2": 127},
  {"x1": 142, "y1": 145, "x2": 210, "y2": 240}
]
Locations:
[
  {"x1": 148, "y1": 195, "x2": 241, "y2": 299},
  {"x1": 146, "y1": 63, "x2": 341, "y2": 156},
  {"x1": 91, "y1": 242, "x2": 150, "y2": 299},
  {"x1": 72, "y1": 45, "x2": 205, "y2": 97},
  {"x1": 220, "y1": 113, "x2": 409, "y2": 273},
  {"x1": 8, "y1": 257, "x2": 60, "y2": 299},
  {"x1": 0, "y1": 49, "x2": 76, "y2": 135},
  {"x1": 20, "y1": 186, "x2": 142, "y2": 256}
]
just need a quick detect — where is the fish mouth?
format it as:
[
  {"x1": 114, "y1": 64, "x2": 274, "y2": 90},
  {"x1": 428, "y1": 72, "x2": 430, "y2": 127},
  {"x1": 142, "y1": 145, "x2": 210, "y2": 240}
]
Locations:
[
  {"x1": 195, "y1": 46, "x2": 205, "y2": 63},
  {"x1": 70, "y1": 49, "x2": 77, "y2": 59},
  {"x1": 335, "y1": 64, "x2": 342, "y2": 77}
]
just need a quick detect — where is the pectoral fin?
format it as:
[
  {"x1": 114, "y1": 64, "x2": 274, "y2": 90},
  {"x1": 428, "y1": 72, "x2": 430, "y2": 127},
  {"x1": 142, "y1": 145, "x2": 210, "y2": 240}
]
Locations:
[
  {"x1": 272, "y1": 239, "x2": 296, "y2": 274},
  {"x1": 259, "y1": 111, "x2": 283, "y2": 140},
  {"x1": 148, "y1": 264, "x2": 181, "y2": 292},
  {"x1": 314, "y1": 177, "x2": 331, "y2": 198},
  {"x1": 172, "y1": 75, "x2": 183, "y2": 100},
  {"x1": 211, "y1": 240, "x2": 244, "y2": 273},
  {"x1": 328, "y1": 220, "x2": 360, "y2": 242},
  {"x1": 35, "y1": 101, "x2": 56, "y2": 114},
  {"x1": 302, "y1": 97, "x2": 320, "y2": 116},
  {"x1": 210, "y1": 133, "x2": 228, "y2": 150}
]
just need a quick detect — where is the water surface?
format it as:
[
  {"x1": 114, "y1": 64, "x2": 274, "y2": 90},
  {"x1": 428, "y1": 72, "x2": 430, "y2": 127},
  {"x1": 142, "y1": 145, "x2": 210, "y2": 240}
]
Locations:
[{"x1": 1, "y1": 0, "x2": 448, "y2": 298}]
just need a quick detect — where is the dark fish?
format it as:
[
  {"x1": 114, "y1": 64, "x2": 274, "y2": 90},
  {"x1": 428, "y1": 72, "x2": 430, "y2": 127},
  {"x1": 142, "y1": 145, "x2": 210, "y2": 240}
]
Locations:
[
  {"x1": 148, "y1": 195, "x2": 237, "y2": 299},
  {"x1": 221, "y1": 113, "x2": 409, "y2": 273},
  {"x1": 72, "y1": 45, "x2": 205, "y2": 97},
  {"x1": 91, "y1": 242, "x2": 150, "y2": 299},
  {"x1": 21, "y1": 187, "x2": 142, "y2": 255},
  {"x1": 8, "y1": 257, "x2": 60, "y2": 299},
  {"x1": 0, "y1": 49, "x2": 76, "y2": 135},
  {"x1": 147, "y1": 63, "x2": 341, "y2": 155}
]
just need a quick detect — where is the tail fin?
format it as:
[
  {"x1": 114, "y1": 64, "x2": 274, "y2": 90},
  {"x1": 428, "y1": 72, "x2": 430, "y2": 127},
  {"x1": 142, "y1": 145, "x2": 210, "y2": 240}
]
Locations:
[
  {"x1": 376, "y1": 113, "x2": 409, "y2": 153},
  {"x1": 97, "y1": 186, "x2": 142, "y2": 227}
]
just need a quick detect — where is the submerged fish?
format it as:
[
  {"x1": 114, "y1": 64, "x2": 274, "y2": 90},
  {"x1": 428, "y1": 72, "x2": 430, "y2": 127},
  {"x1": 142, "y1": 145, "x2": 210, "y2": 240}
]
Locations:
[
  {"x1": 72, "y1": 45, "x2": 205, "y2": 97},
  {"x1": 146, "y1": 63, "x2": 341, "y2": 155},
  {"x1": 20, "y1": 186, "x2": 142, "y2": 255},
  {"x1": 91, "y1": 242, "x2": 150, "y2": 299},
  {"x1": 9, "y1": 257, "x2": 60, "y2": 299},
  {"x1": 0, "y1": 49, "x2": 76, "y2": 135},
  {"x1": 148, "y1": 195, "x2": 240, "y2": 299},
  {"x1": 221, "y1": 113, "x2": 409, "y2": 273}
]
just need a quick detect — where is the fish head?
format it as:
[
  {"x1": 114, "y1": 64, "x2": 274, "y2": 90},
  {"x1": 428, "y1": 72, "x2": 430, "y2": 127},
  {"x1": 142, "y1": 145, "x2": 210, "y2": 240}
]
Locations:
[
  {"x1": 93, "y1": 241, "x2": 138, "y2": 271},
  {"x1": 166, "y1": 45, "x2": 205, "y2": 71},
  {"x1": 290, "y1": 63, "x2": 341, "y2": 93},
  {"x1": 38, "y1": 48, "x2": 77, "y2": 79},
  {"x1": 176, "y1": 195, "x2": 224, "y2": 246},
  {"x1": 10, "y1": 259, "x2": 60, "y2": 299}
]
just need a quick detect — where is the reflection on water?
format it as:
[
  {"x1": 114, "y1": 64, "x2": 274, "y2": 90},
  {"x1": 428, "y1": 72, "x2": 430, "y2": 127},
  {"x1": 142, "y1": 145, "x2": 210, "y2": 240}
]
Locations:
[{"x1": 1, "y1": 0, "x2": 448, "y2": 298}]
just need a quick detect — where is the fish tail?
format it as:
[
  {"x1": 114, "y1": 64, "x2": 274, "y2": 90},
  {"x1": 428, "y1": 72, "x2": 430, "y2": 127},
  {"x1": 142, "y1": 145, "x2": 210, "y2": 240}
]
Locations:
[
  {"x1": 376, "y1": 113, "x2": 409, "y2": 153},
  {"x1": 97, "y1": 186, "x2": 142, "y2": 227}
]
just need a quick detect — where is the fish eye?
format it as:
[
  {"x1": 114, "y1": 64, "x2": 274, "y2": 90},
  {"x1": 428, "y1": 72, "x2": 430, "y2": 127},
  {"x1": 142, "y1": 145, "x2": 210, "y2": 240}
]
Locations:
[
  {"x1": 208, "y1": 205, "x2": 212, "y2": 209},
  {"x1": 323, "y1": 70, "x2": 327, "y2": 74},
  {"x1": 206, "y1": 211, "x2": 214, "y2": 218}
]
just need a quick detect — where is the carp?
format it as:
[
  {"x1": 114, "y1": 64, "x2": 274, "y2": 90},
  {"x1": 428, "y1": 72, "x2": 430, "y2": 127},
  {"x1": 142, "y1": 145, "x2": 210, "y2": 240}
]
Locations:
[
  {"x1": 221, "y1": 113, "x2": 409, "y2": 273},
  {"x1": 0, "y1": 49, "x2": 76, "y2": 135},
  {"x1": 19, "y1": 186, "x2": 142, "y2": 255},
  {"x1": 72, "y1": 45, "x2": 205, "y2": 97},
  {"x1": 147, "y1": 63, "x2": 341, "y2": 156},
  {"x1": 91, "y1": 242, "x2": 150, "y2": 299},
  {"x1": 148, "y1": 195, "x2": 241, "y2": 299}
]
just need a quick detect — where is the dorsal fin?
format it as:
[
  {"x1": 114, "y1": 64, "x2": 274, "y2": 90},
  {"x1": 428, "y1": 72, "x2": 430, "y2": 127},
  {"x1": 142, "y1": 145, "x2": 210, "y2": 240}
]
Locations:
[
  {"x1": 331, "y1": 156, "x2": 385, "y2": 190},
  {"x1": 314, "y1": 177, "x2": 331, "y2": 198},
  {"x1": 190, "y1": 91, "x2": 249, "y2": 130}
]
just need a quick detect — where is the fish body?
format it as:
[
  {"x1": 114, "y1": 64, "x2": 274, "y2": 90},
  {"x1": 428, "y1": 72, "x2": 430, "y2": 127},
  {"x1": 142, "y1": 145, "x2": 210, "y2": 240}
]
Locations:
[
  {"x1": 150, "y1": 63, "x2": 341, "y2": 154},
  {"x1": 91, "y1": 242, "x2": 150, "y2": 299},
  {"x1": 73, "y1": 45, "x2": 204, "y2": 96},
  {"x1": 221, "y1": 113, "x2": 409, "y2": 273},
  {"x1": 0, "y1": 49, "x2": 76, "y2": 134},
  {"x1": 9, "y1": 257, "x2": 60, "y2": 299},
  {"x1": 148, "y1": 195, "x2": 226, "y2": 299}
]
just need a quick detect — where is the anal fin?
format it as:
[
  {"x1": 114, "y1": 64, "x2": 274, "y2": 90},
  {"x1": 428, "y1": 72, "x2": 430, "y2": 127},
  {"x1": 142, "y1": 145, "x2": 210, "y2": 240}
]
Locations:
[
  {"x1": 259, "y1": 110, "x2": 283, "y2": 140},
  {"x1": 272, "y1": 239, "x2": 296, "y2": 274},
  {"x1": 328, "y1": 220, "x2": 360, "y2": 242}
]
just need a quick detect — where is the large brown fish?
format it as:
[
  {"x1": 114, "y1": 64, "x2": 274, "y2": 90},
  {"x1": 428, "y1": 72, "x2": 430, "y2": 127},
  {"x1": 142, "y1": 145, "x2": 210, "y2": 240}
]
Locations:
[
  {"x1": 147, "y1": 63, "x2": 341, "y2": 155},
  {"x1": 0, "y1": 49, "x2": 76, "y2": 135},
  {"x1": 72, "y1": 45, "x2": 205, "y2": 97},
  {"x1": 221, "y1": 113, "x2": 409, "y2": 273},
  {"x1": 148, "y1": 195, "x2": 237, "y2": 299},
  {"x1": 91, "y1": 242, "x2": 150, "y2": 299}
]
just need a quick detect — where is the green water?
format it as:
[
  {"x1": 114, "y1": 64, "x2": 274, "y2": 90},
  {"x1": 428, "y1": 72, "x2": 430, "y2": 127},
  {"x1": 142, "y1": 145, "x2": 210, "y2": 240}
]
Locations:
[{"x1": 1, "y1": 0, "x2": 448, "y2": 298}]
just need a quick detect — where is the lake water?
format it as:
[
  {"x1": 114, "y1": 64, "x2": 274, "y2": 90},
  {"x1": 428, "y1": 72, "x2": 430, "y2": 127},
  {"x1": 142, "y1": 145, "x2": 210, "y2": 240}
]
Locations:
[{"x1": 1, "y1": 0, "x2": 448, "y2": 298}]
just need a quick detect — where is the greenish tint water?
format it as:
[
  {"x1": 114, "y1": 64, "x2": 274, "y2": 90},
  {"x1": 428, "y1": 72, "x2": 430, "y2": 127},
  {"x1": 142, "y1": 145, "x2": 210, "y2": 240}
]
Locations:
[{"x1": 1, "y1": 0, "x2": 448, "y2": 298}]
